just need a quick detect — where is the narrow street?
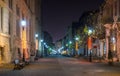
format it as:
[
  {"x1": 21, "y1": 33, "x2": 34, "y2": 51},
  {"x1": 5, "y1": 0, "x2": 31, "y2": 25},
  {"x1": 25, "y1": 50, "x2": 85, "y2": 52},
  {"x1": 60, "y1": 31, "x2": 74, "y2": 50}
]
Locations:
[{"x1": 0, "y1": 55, "x2": 120, "y2": 76}]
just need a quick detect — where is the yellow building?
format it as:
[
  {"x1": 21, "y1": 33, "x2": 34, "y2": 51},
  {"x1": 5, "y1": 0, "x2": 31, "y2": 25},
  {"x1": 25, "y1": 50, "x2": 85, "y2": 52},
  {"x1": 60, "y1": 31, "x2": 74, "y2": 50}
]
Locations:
[
  {"x1": 0, "y1": 0, "x2": 11, "y2": 63},
  {"x1": 0, "y1": 0, "x2": 40, "y2": 64}
]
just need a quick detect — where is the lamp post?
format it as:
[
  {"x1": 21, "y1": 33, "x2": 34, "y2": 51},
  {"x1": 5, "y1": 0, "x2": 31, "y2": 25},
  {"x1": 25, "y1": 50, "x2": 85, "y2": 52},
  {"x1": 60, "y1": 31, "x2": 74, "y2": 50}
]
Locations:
[
  {"x1": 75, "y1": 36, "x2": 79, "y2": 57},
  {"x1": 21, "y1": 20, "x2": 26, "y2": 27},
  {"x1": 21, "y1": 20, "x2": 27, "y2": 62},
  {"x1": 69, "y1": 41, "x2": 72, "y2": 56},
  {"x1": 88, "y1": 29, "x2": 93, "y2": 62},
  {"x1": 35, "y1": 34, "x2": 39, "y2": 51},
  {"x1": 35, "y1": 34, "x2": 38, "y2": 38},
  {"x1": 40, "y1": 39, "x2": 44, "y2": 57}
]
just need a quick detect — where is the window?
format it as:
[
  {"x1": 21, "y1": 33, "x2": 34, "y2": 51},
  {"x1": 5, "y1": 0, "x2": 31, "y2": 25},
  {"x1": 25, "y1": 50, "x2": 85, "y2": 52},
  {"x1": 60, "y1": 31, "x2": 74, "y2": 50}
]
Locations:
[
  {"x1": 119, "y1": 0, "x2": 120, "y2": 16},
  {"x1": 9, "y1": 0, "x2": 12, "y2": 9},
  {"x1": 0, "y1": 6, "x2": 1, "y2": 31},
  {"x1": 24, "y1": 0, "x2": 30, "y2": 8},
  {"x1": 0, "y1": 47, "x2": 4, "y2": 61},
  {"x1": 16, "y1": 19, "x2": 20, "y2": 37},
  {"x1": 1, "y1": 7, "x2": 3, "y2": 32},
  {"x1": 9, "y1": 12, "x2": 12, "y2": 34},
  {"x1": 16, "y1": 5, "x2": 20, "y2": 16},
  {"x1": 110, "y1": 4, "x2": 113, "y2": 18},
  {"x1": 18, "y1": 48, "x2": 21, "y2": 58},
  {"x1": 113, "y1": 0, "x2": 117, "y2": 16},
  {"x1": 25, "y1": 0, "x2": 27, "y2": 4},
  {"x1": 28, "y1": 0, "x2": 30, "y2": 8},
  {"x1": 29, "y1": 20, "x2": 31, "y2": 41}
]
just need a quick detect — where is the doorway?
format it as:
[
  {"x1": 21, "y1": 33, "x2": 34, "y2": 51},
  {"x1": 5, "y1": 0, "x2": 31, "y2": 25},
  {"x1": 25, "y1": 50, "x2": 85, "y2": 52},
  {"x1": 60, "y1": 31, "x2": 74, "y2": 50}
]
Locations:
[{"x1": 0, "y1": 47, "x2": 4, "y2": 61}]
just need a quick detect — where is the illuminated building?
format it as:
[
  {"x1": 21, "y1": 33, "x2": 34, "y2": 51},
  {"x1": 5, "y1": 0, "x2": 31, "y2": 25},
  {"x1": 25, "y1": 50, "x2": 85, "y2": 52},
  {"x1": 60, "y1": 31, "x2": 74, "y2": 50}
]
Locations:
[
  {"x1": 102, "y1": 0, "x2": 120, "y2": 62},
  {"x1": 0, "y1": 0, "x2": 12, "y2": 63},
  {"x1": 34, "y1": 0, "x2": 43, "y2": 58},
  {"x1": 0, "y1": 0, "x2": 42, "y2": 64}
]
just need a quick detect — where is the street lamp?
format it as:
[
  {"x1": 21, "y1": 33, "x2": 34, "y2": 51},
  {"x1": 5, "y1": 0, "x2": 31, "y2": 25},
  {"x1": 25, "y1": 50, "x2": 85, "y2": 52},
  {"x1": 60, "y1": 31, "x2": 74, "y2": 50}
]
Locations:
[
  {"x1": 69, "y1": 41, "x2": 72, "y2": 44},
  {"x1": 75, "y1": 36, "x2": 79, "y2": 57},
  {"x1": 35, "y1": 34, "x2": 39, "y2": 51},
  {"x1": 68, "y1": 41, "x2": 72, "y2": 56},
  {"x1": 75, "y1": 37, "x2": 79, "y2": 41},
  {"x1": 21, "y1": 20, "x2": 26, "y2": 27},
  {"x1": 41, "y1": 39, "x2": 43, "y2": 42},
  {"x1": 21, "y1": 20, "x2": 27, "y2": 62},
  {"x1": 40, "y1": 39, "x2": 44, "y2": 57},
  {"x1": 35, "y1": 34, "x2": 38, "y2": 38},
  {"x1": 88, "y1": 29, "x2": 92, "y2": 35},
  {"x1": 88, "y1": 29, "x2": 93, "y2": 62}
]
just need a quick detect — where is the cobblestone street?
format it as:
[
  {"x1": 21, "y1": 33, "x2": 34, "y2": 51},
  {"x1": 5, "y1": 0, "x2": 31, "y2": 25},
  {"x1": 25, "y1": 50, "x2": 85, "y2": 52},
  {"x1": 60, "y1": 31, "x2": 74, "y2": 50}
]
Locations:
[{"x1": 0, "y1": 55, "x2": 120, "y2": 76}]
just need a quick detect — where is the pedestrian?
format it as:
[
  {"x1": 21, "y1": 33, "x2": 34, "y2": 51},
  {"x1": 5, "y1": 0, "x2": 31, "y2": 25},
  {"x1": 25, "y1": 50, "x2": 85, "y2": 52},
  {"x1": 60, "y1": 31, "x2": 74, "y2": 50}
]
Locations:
[{"x1": 13, "y1": 58, "x2": 19, "y2": 70}]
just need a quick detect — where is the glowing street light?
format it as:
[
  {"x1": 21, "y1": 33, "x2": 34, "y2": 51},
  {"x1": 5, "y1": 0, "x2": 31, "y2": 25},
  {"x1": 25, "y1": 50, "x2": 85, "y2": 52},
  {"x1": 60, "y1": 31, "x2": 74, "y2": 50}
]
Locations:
[
  {"x1": 75, "y1": 37, "x2": 79, "y2": 41},
  {"x1": 35, "y1": 34, "x2": 39, "y2": 50},
  {"x1": 74, "y1": 36, "x2": 79, "y2": 57},
  {"x1": 21, "y1": 20, "x2": 26, "y2": 26},
  {"x1": 88, "y1": 28, "x2": 93, "y2": 62},
  {"x1": 21, "y1": 20, "x2": 27, "y2": 62},
  {"x1": 35, "y1": 34, "x2": 38, "y2": 38},
  {"x1": 69, "y1": 41, "x2": 72, "y2": 44},
  {"x1": 88, "y1": 29, "x2": 92, "y2": 35},
  {"x1": 44, "y1": 42, "x2": 46, "y2": 45},
  {"x1": 41, "y1": 39, "x2": 43, "y2": 42}
]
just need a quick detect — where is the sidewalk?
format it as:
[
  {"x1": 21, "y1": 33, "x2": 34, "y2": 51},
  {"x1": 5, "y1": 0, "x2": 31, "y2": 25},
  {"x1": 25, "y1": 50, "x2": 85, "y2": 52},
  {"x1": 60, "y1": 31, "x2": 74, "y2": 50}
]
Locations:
[
  {"x1": 0, "y1": 61, "x2": 30, "y2": 71},
  {"x1": 77, "y1": 56, "x2": 120, "y2": 67},
  {"x1": 0, "y1": 63, "x2": 14, "y2": 70}
]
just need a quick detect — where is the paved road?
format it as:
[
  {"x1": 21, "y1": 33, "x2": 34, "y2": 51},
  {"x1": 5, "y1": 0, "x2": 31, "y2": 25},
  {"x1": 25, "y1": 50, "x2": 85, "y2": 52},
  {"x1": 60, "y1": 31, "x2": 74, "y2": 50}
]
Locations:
[{"x1": 0, "y1": 55, "x2": 120, "y2": 76}]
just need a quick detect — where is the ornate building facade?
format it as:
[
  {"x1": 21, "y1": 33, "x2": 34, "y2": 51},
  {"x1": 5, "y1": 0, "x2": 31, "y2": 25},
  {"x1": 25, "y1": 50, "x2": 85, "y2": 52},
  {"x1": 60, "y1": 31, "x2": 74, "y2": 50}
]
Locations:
[
  {"x1": 102, "y1": 0, "x2": 120, "y2": 61},
  {"x1": 0, "y1": 0, "x2": 42, "y2": 64}
]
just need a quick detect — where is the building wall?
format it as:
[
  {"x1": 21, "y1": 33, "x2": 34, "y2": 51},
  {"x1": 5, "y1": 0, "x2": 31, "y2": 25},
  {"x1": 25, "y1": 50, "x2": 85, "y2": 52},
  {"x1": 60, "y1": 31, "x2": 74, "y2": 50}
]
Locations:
[
  {"x1": 0, "y1": 0, "x2": 36, "y2": 64},
  {"x1": 14, "y1": 0, "x2": 36, "y2": 62},
  {"x1": 102, "y1": 0, "x2": 120, "y2": 61},
  {"x1": 0, "y1": 0, "x2": 11, "y2": 63},
  {"x1": 117, "y1": 30, "x2": 120, "y2": 61},
  {"x1": 34, "y1": 0, "x2": 42, "y2": 57}
]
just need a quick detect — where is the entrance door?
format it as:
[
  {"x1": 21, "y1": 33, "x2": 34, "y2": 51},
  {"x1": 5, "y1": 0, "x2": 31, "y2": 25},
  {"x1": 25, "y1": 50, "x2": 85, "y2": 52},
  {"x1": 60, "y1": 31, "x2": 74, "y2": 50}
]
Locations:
[{"x1": 0, "y1": 47, "x2": 4, "y2": 61}]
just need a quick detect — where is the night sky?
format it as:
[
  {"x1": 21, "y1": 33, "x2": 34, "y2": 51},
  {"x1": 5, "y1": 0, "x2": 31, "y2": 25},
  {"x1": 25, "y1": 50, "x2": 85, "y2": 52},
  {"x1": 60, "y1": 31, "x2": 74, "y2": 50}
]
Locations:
[{"x1": 42, "y1": 0, "x2": 104, "y2": 42}]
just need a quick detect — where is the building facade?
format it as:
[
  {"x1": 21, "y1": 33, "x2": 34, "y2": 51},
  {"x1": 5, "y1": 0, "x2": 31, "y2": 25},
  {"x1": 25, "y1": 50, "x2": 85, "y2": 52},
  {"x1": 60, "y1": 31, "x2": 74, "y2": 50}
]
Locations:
[
  {"x1": 0, "y1": 0, "x2": 41, "y2": 64},
  {"x1": 34, "y1": 0, "x2": 42, "y2": 58},
  {"x1": 0, "y1": 0, "x2": 11, "y2": 63},
  {"x1": 102, "y1": 0, "x2": 120, "y2": 61}
]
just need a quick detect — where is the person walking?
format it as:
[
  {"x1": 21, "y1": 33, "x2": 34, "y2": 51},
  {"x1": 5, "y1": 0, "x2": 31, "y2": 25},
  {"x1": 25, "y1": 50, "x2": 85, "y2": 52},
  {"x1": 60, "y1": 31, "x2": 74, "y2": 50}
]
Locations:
[{"x1": 13, "y1": 58, "x2": 19, "y2": 70}]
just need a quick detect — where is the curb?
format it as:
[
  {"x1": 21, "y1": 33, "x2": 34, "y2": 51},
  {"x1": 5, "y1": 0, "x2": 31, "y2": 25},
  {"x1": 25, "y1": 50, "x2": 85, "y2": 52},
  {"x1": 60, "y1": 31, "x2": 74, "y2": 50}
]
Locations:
[
  {"x1": 0, "y1": 63, "x2": 14, "y2": 69},
  {"x1": 77, "y1": 57, "x2": 120, "y2": 65}
]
